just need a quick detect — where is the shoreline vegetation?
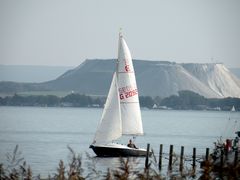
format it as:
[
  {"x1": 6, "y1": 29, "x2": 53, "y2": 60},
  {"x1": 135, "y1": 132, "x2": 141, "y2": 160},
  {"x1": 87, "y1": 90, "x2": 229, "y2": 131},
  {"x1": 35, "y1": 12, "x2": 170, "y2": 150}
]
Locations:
[
  {"x1": 0, "y1": 90, "x2": 239, "y2": 111},
  {"x1": 1, "y1": 145, "x2": 239, "y2": 179}
]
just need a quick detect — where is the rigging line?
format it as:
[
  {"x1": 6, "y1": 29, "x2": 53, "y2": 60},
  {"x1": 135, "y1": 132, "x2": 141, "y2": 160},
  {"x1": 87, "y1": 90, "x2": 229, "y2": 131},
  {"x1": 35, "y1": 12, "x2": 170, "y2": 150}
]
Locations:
[
  {"x1": 120, "y1": 102, "x2": 139, "y2": 104},
  {"x1": 118, "y1": 71, "x2": 134, "y2": 74}
]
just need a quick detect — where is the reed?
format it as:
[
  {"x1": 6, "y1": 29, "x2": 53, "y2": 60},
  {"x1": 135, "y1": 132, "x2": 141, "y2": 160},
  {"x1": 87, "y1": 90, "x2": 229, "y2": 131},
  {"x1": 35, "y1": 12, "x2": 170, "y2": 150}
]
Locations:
[
  {"x1": 0, "y1": 145, "x2": 33, "y2": 180},
  {"x1": 1, "y1": 145, "x2": 240, "y2": 179}
]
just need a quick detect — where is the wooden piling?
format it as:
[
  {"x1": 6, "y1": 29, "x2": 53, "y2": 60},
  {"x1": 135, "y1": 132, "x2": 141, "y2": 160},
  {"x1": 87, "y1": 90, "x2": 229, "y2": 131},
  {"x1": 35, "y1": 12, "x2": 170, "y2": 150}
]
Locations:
[
  {"x1": 179, "y1": 146, "x2": 184, "y2": 172},
  {"x1": 145, "y1": 143, "x2": 150, "y2": 169},
  {"x1": 158, "y1": 144, "x2": 163, "y2": 170},
  {"x1": 220, "y1": 149, "x2": 224, "y2": 168},
  {"x1": 205, "y1": 148, "x2": 209, "y2": 161},
  {"x1": 234, "y1": 149, "x2": 238, "y2": 167},
  {"x1": 168, "y1": 145, "x2": 173, "y2": 170},
  {"x1": 192, "y1": 147, "x2": 196, "y2": 169}
]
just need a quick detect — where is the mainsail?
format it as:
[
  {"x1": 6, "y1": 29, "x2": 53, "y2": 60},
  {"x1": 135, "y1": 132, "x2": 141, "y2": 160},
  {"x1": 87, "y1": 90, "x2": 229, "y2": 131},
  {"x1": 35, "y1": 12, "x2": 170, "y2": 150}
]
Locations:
[
  {"x1": 93, "y1": 33, "x2": 143, "y2": 144},
  {"x1": 117, "y1": 34, "x2": 143, "y2": 135}
]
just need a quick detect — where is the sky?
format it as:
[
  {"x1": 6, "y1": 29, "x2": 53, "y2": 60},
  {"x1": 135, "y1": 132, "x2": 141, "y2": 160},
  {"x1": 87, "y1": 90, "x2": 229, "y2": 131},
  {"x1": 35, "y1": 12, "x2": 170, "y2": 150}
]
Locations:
[{"x1": 0, "y1": 0, "x2": 240, "y2": 68}]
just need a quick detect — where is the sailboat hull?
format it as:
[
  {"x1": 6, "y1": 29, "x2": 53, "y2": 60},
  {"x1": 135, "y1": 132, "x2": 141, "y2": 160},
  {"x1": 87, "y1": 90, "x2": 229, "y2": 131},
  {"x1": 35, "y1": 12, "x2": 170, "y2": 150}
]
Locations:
[{"x1": 89, "y1": 144, "x2": 149, "y2": 157}]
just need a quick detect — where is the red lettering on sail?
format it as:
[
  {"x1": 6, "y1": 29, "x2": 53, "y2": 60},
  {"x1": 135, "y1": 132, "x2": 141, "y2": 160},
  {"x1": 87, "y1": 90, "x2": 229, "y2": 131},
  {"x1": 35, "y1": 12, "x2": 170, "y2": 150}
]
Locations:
[
  {"x1": 119, "y1": 93, "x2": 124, "y2": 100},
  {"x1": 125, "y1": 89, "x2": 138, "y2": 98},
  {"x1": 124, "y1": 58, "x2": 131, "y2": 72},
  {"x1": 125, "y1": 65, "x2": 130, "y2": 72},
  {"x1": 119, "y1": 86, "x2": 138, "y2": 100}
]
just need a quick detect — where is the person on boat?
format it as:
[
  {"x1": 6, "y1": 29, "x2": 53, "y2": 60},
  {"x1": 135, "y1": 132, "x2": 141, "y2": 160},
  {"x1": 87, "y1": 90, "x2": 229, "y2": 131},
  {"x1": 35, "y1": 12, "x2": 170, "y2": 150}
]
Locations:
[
  {"x1": 127, "y1": 139, "x2": 137, "y2": 149},
  {"x1": 225, "y1": 139, "x2": 232, "y2": 152},
  {"x1": 233, "y1": 136, "x2": 239, "y2": 150}
]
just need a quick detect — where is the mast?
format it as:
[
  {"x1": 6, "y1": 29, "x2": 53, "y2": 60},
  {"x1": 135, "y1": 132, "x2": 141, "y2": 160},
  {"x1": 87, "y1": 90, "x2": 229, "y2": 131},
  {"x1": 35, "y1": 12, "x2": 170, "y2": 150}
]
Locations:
[{"x1": 116, "y1": 31, "x2": 122, "y2": 81}]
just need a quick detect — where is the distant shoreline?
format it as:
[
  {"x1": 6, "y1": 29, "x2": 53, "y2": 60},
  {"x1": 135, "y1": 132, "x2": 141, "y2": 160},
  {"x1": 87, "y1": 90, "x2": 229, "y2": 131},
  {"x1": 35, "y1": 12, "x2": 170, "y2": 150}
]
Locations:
[{"x1": 0, "y1": 90, "x2": 239, "y2": 111}]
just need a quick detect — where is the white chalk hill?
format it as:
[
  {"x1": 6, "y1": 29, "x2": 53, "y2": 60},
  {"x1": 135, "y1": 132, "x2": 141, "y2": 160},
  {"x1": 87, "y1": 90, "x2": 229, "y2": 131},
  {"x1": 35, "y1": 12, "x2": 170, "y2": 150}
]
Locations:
[{"x1": 46, "y1": 59, "x2": 240, "y2": 98}]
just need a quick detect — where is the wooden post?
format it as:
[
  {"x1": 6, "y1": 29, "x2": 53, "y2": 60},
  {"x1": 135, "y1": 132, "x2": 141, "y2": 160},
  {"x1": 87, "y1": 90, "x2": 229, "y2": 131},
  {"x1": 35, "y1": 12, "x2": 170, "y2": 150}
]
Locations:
[
  {"x1": 205, "y1": 148, "x2": 209, "y2": 161},
  {"x1": 192, "y1": 147, "x2": 196, "y2": 169},
  {"x1": 179, "y1": 146, "x2": 184, "y2": 172},
  {"x1": 168, "y1": 145, "x2": 173, "y2": 170},
  {"x1": 220, "y1": 149, "x2": 224, "y2": 168},
  {"x1": 234, "y1": 149, "x2": 238, "y2": 167},
  {"x1": 145, "y1": 143, "x2": 150, "y2": 169},
  {"x1": 158, "y1": 144, "x2": 163, "y2": 170},
  {"x1": 225, "y1": 148, "x2": 228, "y2": 160}
]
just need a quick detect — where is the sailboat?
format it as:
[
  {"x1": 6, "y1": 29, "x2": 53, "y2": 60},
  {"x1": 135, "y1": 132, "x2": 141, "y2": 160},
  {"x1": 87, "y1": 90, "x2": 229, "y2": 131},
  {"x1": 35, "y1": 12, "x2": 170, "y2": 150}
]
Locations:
[
  {"x1": 89, "y1": 33, "x2": 148, "y2": 157},
  {"x1": 231, "y1": 106, "x2": 236, "y2": 112}
]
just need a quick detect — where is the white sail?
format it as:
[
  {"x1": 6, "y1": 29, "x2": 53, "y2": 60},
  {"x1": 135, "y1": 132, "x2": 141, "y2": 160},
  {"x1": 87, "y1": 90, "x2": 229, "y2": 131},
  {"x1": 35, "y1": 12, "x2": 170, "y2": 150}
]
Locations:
[
  {"x1": 231, "y1": 106, "x2": 236, "y2": 112},
  {"x1": 93, "y1": 73, "x2": 122, "y2": 144},
  {"x1": 117, "y1": 34, "x2": 143, "y2": 135}
]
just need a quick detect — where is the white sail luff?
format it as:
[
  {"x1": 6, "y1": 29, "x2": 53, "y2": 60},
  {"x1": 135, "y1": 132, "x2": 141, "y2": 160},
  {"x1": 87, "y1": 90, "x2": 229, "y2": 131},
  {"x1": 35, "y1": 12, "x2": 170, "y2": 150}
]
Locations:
[{"x1": 93, "y1": 73, "x2": 122, "y2": 144}]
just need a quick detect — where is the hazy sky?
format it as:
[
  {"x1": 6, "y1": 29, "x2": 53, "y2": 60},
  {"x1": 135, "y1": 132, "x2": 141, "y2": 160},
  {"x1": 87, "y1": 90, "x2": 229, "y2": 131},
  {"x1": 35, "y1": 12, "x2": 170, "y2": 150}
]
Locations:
[{"x1": 1, "y1": 0, "x2": 240, "y2": 68}]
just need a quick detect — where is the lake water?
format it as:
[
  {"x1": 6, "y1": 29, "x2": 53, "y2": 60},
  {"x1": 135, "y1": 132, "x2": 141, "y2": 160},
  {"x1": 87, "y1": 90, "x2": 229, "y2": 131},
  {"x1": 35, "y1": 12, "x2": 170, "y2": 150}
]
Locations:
[{"x1": 0, "y1": 106, "x2": 239, "y2": 177}]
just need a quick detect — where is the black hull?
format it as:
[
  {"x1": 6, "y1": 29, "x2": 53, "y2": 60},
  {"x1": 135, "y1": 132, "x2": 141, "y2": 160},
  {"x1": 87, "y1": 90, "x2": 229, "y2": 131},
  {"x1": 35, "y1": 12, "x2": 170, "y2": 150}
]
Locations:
[{"x1": 89, "y1": 145, "x2": 149, "y2": 157}]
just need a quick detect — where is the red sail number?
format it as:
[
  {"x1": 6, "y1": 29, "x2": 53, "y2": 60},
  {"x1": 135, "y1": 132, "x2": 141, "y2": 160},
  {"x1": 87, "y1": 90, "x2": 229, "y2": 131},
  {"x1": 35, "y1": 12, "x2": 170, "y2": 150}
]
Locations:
[
  {"x1": 125, "y1": 65, "x2": 130, "y2": 72},
  {"x1": 119, "y1": 89, "x2": 138, "y2": 100}
]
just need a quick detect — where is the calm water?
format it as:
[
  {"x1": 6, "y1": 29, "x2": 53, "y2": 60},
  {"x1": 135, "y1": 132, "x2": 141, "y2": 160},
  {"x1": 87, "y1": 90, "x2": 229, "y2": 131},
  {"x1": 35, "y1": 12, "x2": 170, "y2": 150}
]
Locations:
[{"x1": 0, "y1": 106, "x2": 239, "y2": 176}]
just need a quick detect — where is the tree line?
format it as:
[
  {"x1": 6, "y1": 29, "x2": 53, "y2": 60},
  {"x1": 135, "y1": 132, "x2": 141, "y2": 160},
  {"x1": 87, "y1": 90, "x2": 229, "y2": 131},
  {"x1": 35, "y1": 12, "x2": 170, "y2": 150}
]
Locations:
[
  {"x1": 0, "y1": 93, "x2": 103, "y2": 107},
  {"x1": 0, "y1": 90, "x2": 239, "y2": 111},
  {"x1": 157, "y1": 90, "x2": 240, "y2": 111}
]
